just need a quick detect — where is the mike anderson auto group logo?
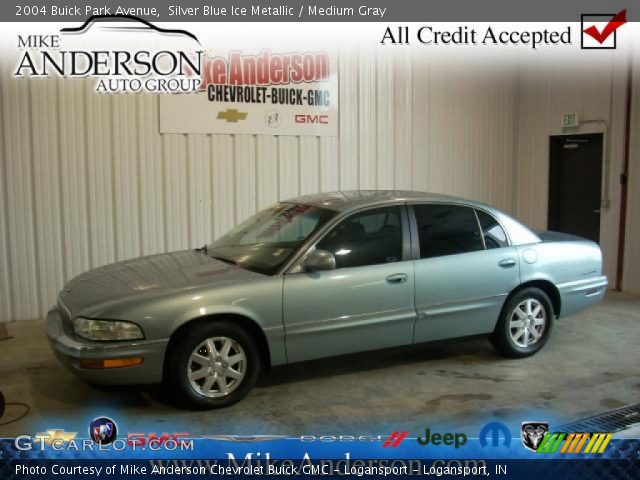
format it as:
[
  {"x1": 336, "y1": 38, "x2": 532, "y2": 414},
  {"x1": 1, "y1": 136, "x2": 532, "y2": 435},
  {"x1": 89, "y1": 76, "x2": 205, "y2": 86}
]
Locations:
[{"x1": 13, "y1": 15, "x2": 203, "y2": 93}]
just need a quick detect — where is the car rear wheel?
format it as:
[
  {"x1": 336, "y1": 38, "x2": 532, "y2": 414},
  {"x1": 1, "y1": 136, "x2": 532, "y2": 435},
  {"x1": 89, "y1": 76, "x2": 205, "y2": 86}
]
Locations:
[
  {"x1": 490, "y1": 287, "x2": 553, "y2": 358},
  {"x1": 166, "y1": 321, "x2": 260, "y2": 409}
]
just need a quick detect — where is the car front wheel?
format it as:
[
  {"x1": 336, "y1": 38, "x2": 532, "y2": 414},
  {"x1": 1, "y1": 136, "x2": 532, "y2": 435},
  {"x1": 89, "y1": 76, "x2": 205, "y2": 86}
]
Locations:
[
  {"x1": 167, "y1": 321, "x2": 260, "y2": 409},
  {"x1": 490, "y1": 287, "x2": 554, "y2": 358}
]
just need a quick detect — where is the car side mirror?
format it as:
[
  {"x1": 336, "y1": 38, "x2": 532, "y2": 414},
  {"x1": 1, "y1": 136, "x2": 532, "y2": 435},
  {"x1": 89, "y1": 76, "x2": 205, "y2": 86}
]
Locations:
[{"x1": 304, "y1": 249, "x2": 336, "y2": 271}]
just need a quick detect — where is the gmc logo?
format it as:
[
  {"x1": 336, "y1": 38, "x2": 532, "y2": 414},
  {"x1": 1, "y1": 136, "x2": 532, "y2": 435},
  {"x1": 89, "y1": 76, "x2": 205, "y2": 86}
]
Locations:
[
  {"x1": 127, "y1": 432, "x2": 190, "y2": 447},
  {"x1": 295, "y1": 114, "x2": 329, "y2": 124}
]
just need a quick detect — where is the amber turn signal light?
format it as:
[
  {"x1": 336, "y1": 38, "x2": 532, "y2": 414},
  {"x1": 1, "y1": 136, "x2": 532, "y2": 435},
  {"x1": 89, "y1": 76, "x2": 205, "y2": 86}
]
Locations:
[{"x1": 80, "y1": 357, "x2": 144, "y2": 369}]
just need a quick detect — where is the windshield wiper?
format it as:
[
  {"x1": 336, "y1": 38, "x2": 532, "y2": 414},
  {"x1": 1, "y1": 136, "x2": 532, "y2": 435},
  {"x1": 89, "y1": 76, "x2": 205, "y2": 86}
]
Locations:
[
  {"x1": 210, "y1": 255, "x2": 237, "y2": 266},
  {"x1": 195, "y1": 244, "x2": 208, "y2": 254}
]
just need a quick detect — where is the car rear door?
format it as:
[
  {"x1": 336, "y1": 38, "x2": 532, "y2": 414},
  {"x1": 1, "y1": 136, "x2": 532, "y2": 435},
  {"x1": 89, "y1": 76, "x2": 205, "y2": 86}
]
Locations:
[
  {"x1": 282, "y1": 205, "x2": 416, "y2": 363},
  {"x1": 410, "y1": 204, "x2": 521, "y2": 343}
]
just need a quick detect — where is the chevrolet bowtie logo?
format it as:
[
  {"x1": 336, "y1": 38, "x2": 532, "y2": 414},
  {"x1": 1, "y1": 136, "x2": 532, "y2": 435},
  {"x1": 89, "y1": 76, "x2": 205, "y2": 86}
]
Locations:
[
  {"x1": 217, "y1": 109, "x2": 248, "y2": 123},
  {"x1": 34, "y1": 429, "x2": 77, "y2": 444}
]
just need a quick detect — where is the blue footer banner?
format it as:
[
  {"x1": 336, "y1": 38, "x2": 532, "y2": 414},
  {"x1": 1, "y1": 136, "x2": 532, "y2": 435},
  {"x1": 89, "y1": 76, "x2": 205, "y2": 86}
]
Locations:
[{"x1": 1, "y1": 434, "x2": 639, "y2": 479}]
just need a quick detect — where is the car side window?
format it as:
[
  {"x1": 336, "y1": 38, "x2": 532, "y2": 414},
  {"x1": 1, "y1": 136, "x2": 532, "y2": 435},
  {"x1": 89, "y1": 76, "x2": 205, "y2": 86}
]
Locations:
[
  {"x1": 317, "y1": 206, "x2": 403, "y2": 269},
  {"x1": 476, "y1": 210, "x2": 509, "y2": 249},
  {"x1": 413, "y1": 204, "x2": 484, "y2": 258}
]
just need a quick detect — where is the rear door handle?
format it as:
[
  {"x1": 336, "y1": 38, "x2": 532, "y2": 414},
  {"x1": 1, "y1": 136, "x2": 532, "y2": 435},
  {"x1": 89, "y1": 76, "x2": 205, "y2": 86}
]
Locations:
[
  {"x1": 498, "y1": 258, "x2": 517, "y2": 268},
  {"x1": 385, "y1": 273, "x2": 408, "y2": 285}
]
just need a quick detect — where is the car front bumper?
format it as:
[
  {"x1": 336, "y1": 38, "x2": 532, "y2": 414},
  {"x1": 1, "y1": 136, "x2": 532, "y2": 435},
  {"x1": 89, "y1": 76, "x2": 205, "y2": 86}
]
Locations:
[{"x1": 45, "y1": 308, "x2": 169, "y2": 385}]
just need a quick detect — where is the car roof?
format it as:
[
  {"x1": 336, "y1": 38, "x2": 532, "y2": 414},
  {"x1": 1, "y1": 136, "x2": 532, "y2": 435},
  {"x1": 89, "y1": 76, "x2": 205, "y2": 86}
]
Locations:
[
  {"x1": 283, "y1": 190, "x2": 493, "y2": 213},
  {"x1": 281, "y1": 190, "x2": 540, "y2": 246}
]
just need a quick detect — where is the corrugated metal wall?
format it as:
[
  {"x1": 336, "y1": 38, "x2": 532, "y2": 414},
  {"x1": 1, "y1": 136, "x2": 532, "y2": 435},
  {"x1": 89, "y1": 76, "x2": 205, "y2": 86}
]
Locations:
[
  {"x1": 0, "y1": 51, "x2": 519, "y2": 322},
  {"x1": 514, "y1": 51, "x2": 629, "y2": 286},
  {"x1": 622, "y1": 47, "x2": 640, "y2": 293}
]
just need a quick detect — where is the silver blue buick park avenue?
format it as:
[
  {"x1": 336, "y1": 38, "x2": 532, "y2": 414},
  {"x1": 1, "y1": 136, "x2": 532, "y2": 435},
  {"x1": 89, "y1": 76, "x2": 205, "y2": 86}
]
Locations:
[{"x1": 46, "y1": 190, "x2": 607, "y2": 408}]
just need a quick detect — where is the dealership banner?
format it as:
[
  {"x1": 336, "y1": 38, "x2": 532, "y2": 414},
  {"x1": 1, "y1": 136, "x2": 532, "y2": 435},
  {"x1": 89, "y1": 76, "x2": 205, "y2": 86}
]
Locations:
[{"x1": 159, "y1": 49, "x2": 338, "y2": 136}]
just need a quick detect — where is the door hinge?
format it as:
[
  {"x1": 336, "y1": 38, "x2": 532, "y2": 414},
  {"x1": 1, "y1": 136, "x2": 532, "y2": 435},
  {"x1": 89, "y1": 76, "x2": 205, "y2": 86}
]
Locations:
[{"x1": 620, "y1": 173, "x2": 628, "y2": 185}]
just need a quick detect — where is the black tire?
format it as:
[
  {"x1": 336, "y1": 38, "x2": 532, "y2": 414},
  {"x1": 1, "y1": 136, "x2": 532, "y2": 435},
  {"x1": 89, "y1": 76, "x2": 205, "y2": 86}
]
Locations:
[
  {"x1": 490, "y1": 287, "x2": 554, "y2": 358},
  {"x1": 166, "y1": 321, "x2": 260, "y2": 409}
]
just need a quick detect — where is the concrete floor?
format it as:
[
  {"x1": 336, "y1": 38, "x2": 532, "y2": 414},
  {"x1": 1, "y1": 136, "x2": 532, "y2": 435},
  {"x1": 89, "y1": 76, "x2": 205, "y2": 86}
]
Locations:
[{"x1": 1, "y1": 292, "x2": 639, "y2": 438}]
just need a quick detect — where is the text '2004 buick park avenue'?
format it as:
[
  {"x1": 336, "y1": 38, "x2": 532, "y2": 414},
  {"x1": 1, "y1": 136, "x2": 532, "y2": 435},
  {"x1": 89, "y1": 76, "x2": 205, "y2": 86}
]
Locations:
[{"x1": 46, "y1": 191, "x2": 607, "y2": 408}]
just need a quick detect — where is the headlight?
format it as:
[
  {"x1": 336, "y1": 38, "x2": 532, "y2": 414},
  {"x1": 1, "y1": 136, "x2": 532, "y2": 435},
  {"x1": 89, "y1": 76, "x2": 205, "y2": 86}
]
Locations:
[{"x1": 73, "y1": 318, "x2": 144, "y2": 341}]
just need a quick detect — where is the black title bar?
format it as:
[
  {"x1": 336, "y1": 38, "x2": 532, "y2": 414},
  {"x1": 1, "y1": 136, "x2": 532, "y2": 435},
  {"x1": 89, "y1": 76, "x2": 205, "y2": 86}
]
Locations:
[{"x1": 3, "y1": 0, "x2": 638, "y2": 22}]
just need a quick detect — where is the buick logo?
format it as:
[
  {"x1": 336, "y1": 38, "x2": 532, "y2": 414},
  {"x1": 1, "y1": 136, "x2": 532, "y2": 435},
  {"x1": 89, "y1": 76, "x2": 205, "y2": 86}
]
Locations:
[
  {"x1": 89, "y1": 417, "x2": 118, "y2": 445},
  {"x1": 265, "y1": 110, "x2": 280, "y2": 128},
  {"x1": 521, "y1": 422, "x2": 549, "y2": 452}
]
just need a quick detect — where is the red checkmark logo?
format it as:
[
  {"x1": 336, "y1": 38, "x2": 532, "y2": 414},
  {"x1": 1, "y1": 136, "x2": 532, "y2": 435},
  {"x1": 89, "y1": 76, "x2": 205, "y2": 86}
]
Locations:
[{"x1": 583, "y1": 9, "x2": 627, "y2": 44}]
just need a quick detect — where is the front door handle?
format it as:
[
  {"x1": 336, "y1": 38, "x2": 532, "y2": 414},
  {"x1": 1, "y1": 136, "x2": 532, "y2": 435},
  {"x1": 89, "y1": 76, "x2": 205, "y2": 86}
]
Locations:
[
  {"x1": 498, "y1": 258, "x2": 517, "y2": 268},
  {"x1": 385, "y1": 273, "x2": 408, "y2": 285}
]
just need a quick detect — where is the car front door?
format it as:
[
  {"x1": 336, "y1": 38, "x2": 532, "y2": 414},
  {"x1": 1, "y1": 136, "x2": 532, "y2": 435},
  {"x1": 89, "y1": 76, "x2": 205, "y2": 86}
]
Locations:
[
  {"x1": 283, "y1": 205, "x2": 416, "y2": 363},
  {"x1": 410, "y1": 204, "x2": 521, "y2": 343}
]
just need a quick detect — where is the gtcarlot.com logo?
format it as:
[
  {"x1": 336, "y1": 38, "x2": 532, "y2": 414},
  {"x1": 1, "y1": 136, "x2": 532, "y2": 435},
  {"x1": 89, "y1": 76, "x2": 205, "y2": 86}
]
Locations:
[{"x1": 14, "y1": 416, "x2": 193, "y2": 452}]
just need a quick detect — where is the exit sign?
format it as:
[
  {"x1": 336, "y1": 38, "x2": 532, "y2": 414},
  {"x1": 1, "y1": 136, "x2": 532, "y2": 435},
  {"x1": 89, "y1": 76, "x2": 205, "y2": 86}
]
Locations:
[{"x1": 562, "y1": 113, "x2": 580, "y2": 128}]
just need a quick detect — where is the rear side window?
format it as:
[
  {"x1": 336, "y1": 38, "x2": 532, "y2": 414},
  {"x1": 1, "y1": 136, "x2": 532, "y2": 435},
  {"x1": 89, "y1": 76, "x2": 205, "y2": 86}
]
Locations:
[
  {"x1": 413, "y1": 205, "x2": 484, "y2": 258},
  {"x1": 476, "y1": 210, "x2": 509, "y2": 249}
]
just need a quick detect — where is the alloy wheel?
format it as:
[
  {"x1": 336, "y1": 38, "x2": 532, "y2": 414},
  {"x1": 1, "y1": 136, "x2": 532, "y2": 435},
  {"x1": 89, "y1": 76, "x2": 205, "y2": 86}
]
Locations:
[
  {"x1": 509, "y1": 298, "x2": 547, "y2": 348},
  {"x1": 187, "y1": 337, "x2": 246, "y2": 398}
]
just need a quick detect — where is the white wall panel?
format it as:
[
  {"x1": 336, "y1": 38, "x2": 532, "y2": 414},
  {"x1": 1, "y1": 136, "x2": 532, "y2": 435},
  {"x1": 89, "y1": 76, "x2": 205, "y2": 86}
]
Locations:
[
  {"x1": 2, "y1": 77, "x2": 40, "y2": 320},
  {"x1": 622, "y1": 50, "x2": 640, "y2": 293},
  {"x1": 137, "y1": 93, "x2": 165, "y2": 256},
  {"x1": 256, "y1": 136, "x2": 279, "y2": 208},
  {"x1": 376, "y1": 53, "x2": 395, "y2": 190},
  {"x1": 515, "y1": 52, "x2": 627, "y2": 282},
  {"x1": 31, "y1": 79, "x2": 64, "y2": 312},
  {"x1": 0, "y1": 72, "x2": 14, "y2": 321},
  {"x1": 163, "y1": 135, "x2": 189, "y2": 251},
  {"x1": 187, "y1": 135, "x2": 213, "y2": 249},
  {"x1": 4, "y1": 50, "x2": 636, "y2": 322},
  {"x1": 338, "y1": 52, "x2": 359, "y2": 190},
  {"x1": 86, "y1": 79, "x2": 116, "y2": 268},
  {"x1": 112, "y1": 94, "x2": 141, "y2": 261},
  {"x1": 393, "y1": 51, "x2": 413, "y2": 190},
  {"x1": 277, "y1": 136, "x2": 299, "y2": 200},
  {"x1": 234, "y1": 135, "x2": 257, "y2": 222},
  {"x1": 299, "y1": 137, "x2": 319, "y2": 195},
  {"x1": 211, "y1": 135, "x2": 235, "y2": 238},
  {"x1": 319, "y1": 137, "x2": 339, "y2": 192},
  {"x1": 410, "y1": 52, "x2": 429, "y2": 192},
  {"x1": 59, "y1": 79, "x2": 92, "y2": 280},
  {"x1": 358, "y1": 51, "x2": 377, "y2": 189}
]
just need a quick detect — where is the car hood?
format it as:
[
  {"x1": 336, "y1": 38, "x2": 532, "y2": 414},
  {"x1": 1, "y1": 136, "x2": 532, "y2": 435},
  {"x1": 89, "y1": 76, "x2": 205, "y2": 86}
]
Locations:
[{"x1": 59, "y1": 250, "x2": 262, "y2": 316}]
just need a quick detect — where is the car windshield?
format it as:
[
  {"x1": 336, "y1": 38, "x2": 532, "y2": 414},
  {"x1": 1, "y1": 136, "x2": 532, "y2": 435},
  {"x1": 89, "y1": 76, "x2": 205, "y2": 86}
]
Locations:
[{"x1": 207, "y1": 202, "x2": 336, "y2": 275}]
